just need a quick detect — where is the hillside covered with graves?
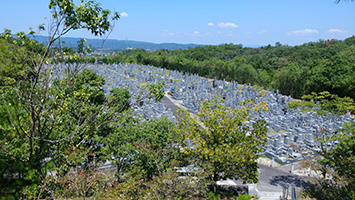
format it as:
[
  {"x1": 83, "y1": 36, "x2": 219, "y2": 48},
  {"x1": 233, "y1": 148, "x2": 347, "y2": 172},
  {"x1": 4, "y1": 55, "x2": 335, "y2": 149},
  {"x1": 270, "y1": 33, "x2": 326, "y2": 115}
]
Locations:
[
  {"x1": 79, "y1": 62, "x2": 354, "y2": 165},
  {"x1": 1, "y1": 0, "x2": 355, "y2": 197}
]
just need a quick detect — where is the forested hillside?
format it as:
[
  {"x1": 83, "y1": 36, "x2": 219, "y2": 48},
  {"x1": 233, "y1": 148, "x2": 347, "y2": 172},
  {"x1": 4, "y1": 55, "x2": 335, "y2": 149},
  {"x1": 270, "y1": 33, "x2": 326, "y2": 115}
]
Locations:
[
  {"x1": 95, "y1": 37, "x2": 355, "y2": 100},
  {"x1": 31, "y1": 35, "x2": 203, "y2": 51}
]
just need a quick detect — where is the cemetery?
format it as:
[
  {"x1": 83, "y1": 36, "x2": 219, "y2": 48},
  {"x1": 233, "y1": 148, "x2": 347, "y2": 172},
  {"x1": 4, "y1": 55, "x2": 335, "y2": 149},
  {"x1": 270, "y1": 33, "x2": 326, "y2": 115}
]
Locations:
[
  {"x1": 3, "y1": 0, "x2": 354, "y2": 198},
  {"x1": 51, "y1": 62, "x2": 355, "y2": 165}
]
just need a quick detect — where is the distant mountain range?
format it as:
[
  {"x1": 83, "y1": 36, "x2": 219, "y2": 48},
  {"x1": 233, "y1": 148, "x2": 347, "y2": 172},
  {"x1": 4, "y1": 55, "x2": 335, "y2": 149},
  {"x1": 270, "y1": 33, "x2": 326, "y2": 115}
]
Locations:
[{"x1": 31, "y1": 35, "x2": 204, "y2": 50}]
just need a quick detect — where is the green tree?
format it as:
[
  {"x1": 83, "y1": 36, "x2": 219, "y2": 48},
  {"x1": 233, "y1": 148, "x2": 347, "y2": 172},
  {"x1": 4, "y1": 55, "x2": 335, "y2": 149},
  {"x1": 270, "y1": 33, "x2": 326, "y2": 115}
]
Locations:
[
  {"x1": 302, "y1": 91, "x2": 355, "y2": 114},
  {"x1": 0, "y1": 30, "x2": 46, "y2": 86},
  {"x1": 0, "y1": 0, "x2": 120, "y2": 198},
  {"x1": 102, "y1": 114, "x2": 183, "y2": 182},
  {"x1": 235, "y1": 63, "x2": 258, "y2": 85},
  {"x1": 304, "y1": 122, "x2": 355, "y2": 200},
  {"x1": 271, "y1": 63, "x2": 309, "y2": 98},
  {"x1": 0, "y1": 67, "x2": 130, "y2": 197},
  {"x1": 176, "y1": 96, "x2": 268, "y2": 193}
]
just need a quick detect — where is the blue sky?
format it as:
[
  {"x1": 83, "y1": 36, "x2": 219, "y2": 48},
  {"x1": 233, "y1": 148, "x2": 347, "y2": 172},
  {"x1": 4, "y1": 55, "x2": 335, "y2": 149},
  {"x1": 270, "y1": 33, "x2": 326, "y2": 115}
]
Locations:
[{"x1": 1, "y1": 0, "x2": 354, "y2": 46}]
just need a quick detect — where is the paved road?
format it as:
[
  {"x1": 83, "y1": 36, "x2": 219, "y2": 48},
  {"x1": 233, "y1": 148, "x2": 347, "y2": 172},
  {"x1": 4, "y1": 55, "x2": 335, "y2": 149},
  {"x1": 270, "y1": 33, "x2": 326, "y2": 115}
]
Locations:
[
  {"x1": 161, "y1": 94, "x2": 192, "y2": 121},
  {"x1": 257, "y1": 164, "x2": 311, "y2": 192},
  {"x1": 161, "y1": 95, "x2": 180, "y2": 119}
]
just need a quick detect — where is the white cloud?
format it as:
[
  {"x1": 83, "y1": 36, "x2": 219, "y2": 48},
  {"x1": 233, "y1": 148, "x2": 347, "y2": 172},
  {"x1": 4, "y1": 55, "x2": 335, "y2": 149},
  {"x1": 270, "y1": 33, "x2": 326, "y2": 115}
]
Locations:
[
  {"x1": 193, "y1": 31, "x2": 200, "y2": 35},
  {"x1": 287, "y1": 29, "x2": 319, "y2": 36},
  {"x1": 258, "y1": 29, "x2": 268, "y2": 35},
  {"x1": 218, "y1": 22, "x2": 239, "y2": 28},
  {"x1": 326, "y1": 29, "x2": 348, "y2": 34},
  {"x1": 120, "y1": 12, "x2": 128, "y2": 17},
  {"x1": 207, "y1": 23, "x2": 214, "y2": 26}
]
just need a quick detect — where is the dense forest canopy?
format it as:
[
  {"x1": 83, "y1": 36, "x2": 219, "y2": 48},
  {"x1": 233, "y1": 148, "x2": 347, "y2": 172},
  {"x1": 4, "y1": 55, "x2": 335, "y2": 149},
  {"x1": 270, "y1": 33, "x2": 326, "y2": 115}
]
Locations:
[{"x1": 89, "y1": 36, "x2": 355, "y2": 101}]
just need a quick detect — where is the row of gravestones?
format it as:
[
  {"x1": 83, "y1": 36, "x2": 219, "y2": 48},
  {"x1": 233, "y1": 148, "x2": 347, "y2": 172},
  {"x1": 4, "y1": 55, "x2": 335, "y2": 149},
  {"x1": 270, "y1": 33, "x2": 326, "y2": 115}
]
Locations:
[{"x1": 48, "y1": 63, "x2": 354, "y2": 163}]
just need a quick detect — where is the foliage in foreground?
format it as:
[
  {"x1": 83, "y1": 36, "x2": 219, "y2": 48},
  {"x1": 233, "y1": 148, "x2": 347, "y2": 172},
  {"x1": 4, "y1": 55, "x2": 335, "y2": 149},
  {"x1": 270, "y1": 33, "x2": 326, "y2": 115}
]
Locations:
[
  {"x1": 23, "y1": 164, "x2": 254, "y2": 199},
  {"x1": 303, "y1": 122, "x2": 355, "y2": 200},
  {"x1": 101, "y1": 115, "x2": 184, "y2": 182},
  {"x1": 176, "y1": 96, "x2": 268, "y2": 193},
  {"x1": 0, "y1": 0, "x2": 120, "y2": 198}
]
